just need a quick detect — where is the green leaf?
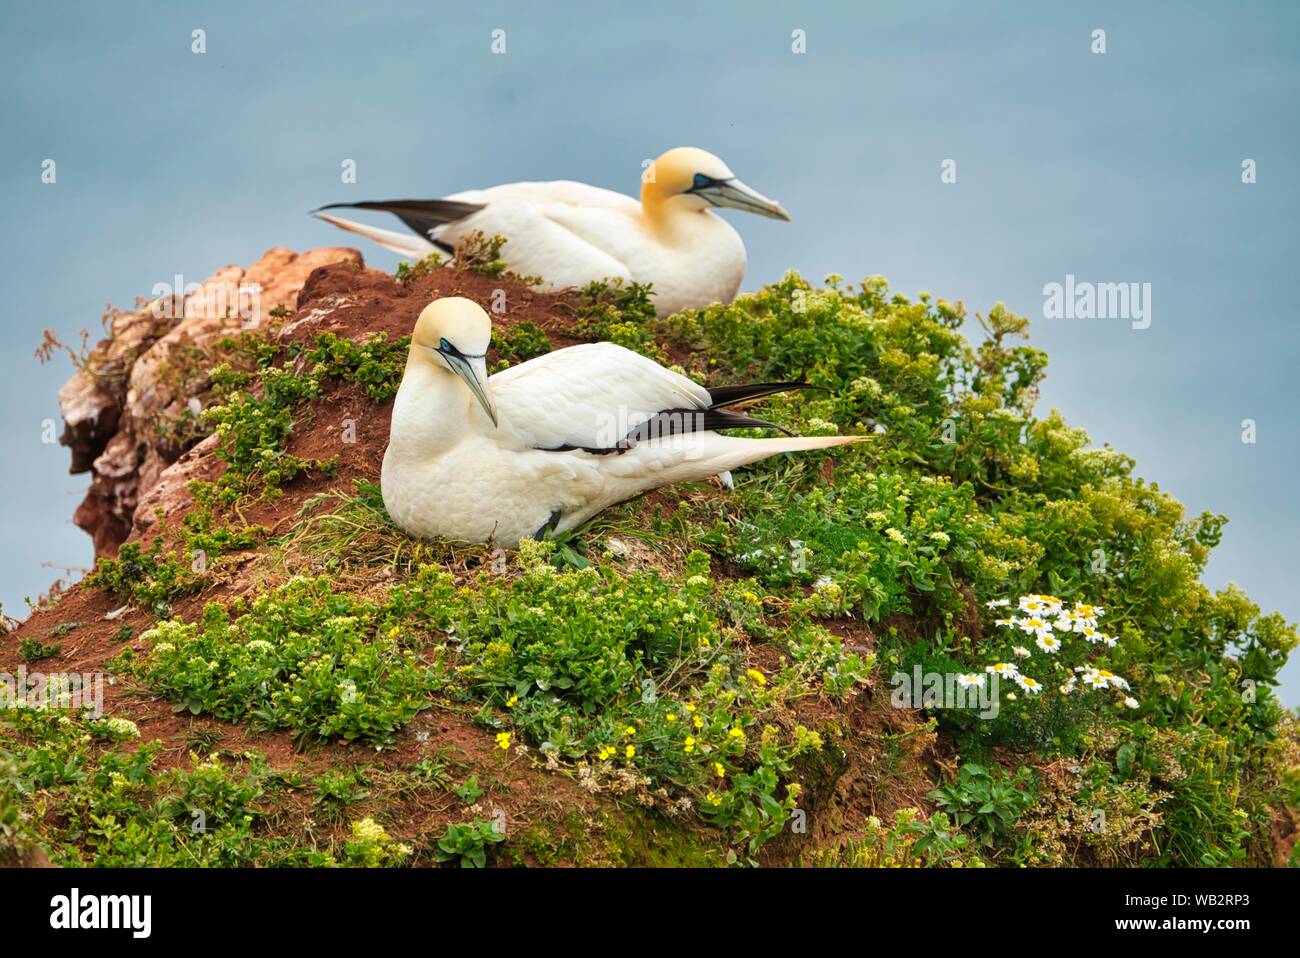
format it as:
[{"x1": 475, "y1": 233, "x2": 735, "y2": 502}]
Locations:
[{"x1": 1116, "y1": 743, "x2": 1135, "y2": 778}]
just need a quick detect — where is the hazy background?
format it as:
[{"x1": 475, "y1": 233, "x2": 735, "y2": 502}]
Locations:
[{"x1": 2, "y1": 1, "x2": 1297, "y2": 702}]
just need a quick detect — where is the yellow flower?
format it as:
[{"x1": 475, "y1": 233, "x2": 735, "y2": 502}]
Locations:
[
  {"x1": 693, "y1": 716, "x2": 703, "y2": 729},
  {"x1": 714, "y1": 762, "x2": 726, "y2": 778},
  {"x1": 387, "y1": 626, "x2": 401, "y2": 639},
  {"x1": 665, "y1": 713, "x2": 677, "y2": 722},
  {"x1": 684, "y1": 736, "x2": 696, "y2": 754},
  {"x1": 705, "y1": 791, "x2": 723, "y2": 807},
  {"x1": 495, "y1": 732, "x2": 512, "y2": 750},
  {"x1": 624, "y1": 725, "x2": 637, "y2": 736},
  {"x1": 728, "y1": 726, "x2": 744, "y2": 740},
  {"x1": 745, "y1": 668, "x2": 767, "y2": 686},
  {"x1": 685, "y1": 703, "x2": 697, "y2": 713},
  {"x1": 505, "y1": 694, "x2": 518, "y2": 708},
  {"x1": 596, "y1": 745, "x2": 615, "y2": 761},
  {"x1": 625, "y1": 745, "x2": 636, "y2": 759}
]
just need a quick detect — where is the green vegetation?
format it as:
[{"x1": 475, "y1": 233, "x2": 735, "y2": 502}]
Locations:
[
  {"x1": 85, "y1": 538, "x2": 199, "y2": 617},
  {"x1": 930, "y1": 761, "x2": 1036, "y2": 851},
  {"x1": 123, "y1": 577, "x2": 443, "y2": 747},
  {"x1": 394, "y1": 251, "x2": 444, "y2": 285},
  {"x1": 571, "y1": 278, "x2": 664, "y2": 360},
  {"x1": 201, "y1": 329, "x2": 411, "y2": 502},
  {"x1": 647, "y1": 272, "x2": 1296, "y2": 866},
  {"x1": 7, "y1": 267, "x2": 1297, "y2": 868},
  {"x1": 493, "y1": 321, "x2": 552, "y2": 363},
  {"x1": 434, "y1": 819, "x2": 504, "y2": 867},
  {"x1": 0, "y1": 709, "x2": 288, "y2": 866},
  {"x1": 287, "y1": 331, "x2": 409, "y2": 403},
  {"x1": 19, "y1": 637, "x2": 61, "y2": 663},
  {"x1": 806, "y1": 808, "x2": 979, "y2": 868}
]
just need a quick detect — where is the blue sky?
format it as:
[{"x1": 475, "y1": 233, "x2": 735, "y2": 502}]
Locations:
[{"x1": 2, "y1": 1, "x2": 1297, "y2": 701}]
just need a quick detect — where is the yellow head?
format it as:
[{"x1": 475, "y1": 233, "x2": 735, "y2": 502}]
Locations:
[
  {"x1": 410, "y1": 297, "x2": 497, "y2": 426},
  {"x1": 640, "y1": 147, "x2": 791, "y2": 223}
]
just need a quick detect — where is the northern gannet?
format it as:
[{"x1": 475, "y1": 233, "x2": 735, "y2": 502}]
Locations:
[
  {"x1": 314, "y1": 148, "x2": 791, "y2": 316},
  {"x1": 381, "y1": 298, "x2": 861, "y2": 546}
]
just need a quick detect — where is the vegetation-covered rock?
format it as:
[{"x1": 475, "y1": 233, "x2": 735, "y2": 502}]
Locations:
[{"x1": 4, "y1": 249, "x2": 1296, "y2": 867}]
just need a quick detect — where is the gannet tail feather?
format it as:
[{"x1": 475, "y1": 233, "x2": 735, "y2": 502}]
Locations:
[
  {"x1": 733, "y1": 434, "x2": 864, "y2": 455},
  {"x1": 311, "y1": 211, "x2": 440, "y2": 258},
  {"x1": 706, "y1": 381, "x2": 822, "y2": 409},
  {"x1": 696, "y1": 434, "x2": 864, "y2": 475},
  {"x1": 619, "y1": 434, "x2": 862, "y2": 499},
  {"x1": 627, "y1": 407, "x2": 793, "y2": 444}
]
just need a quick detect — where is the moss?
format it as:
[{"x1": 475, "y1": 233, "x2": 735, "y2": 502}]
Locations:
[{"x1": 554, "y1": 808, "x2": 727, "y2": 868}]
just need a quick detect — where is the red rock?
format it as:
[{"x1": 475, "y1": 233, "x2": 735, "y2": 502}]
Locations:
[{"x1": 59, "y1": 246, "x2": 362, "y2": 558}]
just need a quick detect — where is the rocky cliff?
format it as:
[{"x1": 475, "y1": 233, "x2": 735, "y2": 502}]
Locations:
[{"x1": 58, "y1": 247, "x2": 361, "y2": 556}]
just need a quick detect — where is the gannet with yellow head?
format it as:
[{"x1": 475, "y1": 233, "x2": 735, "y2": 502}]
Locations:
[
  {"x1": 315, "y1": 147, "x2": 790, "y2": 316},
  {"x1": 381, "y1": 297, "x2": 861, "y2": 546}
]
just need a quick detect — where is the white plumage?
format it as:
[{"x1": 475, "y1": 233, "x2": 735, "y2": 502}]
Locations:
[
  {"x1": 380, "y1": 298, "x2": 861, "y2": 546},
  {"x1": 315, "y1": 147, "x2": 791, "y2": 317}
]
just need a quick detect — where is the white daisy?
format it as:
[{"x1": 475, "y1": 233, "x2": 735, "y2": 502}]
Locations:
[
  {"x1": 986, "y1": 662, "x2": 1020, "y2": 678},
  {"x1": 1035, "y1": 634, "x2": 1061, "y2": 653},
  {"x1": 1038, "y1": 595, "x2": 1065, "y2": 615},
  {"x1": 1017, "y1": 596, "x2": 1045, "y2": 614},
  {"x1": 985, "y1": 598, "x2": 1011, "y2": 609},
  {"x1": 1014, "y1": 674, "x2": 1043, "y2": 695},
  {"x1": 1123, "y1": 697, "x2": 1139, "y2": 709},
  {"x1": 1055, "y1": 609, "x2": 1085, "y2": 632},
  {"x1": 1078, "y1": 668, "x2": 1108, "y2": 691},
  {"x1": 956, "y1": 673, "x2": 984, "y2": 688},
  {"x1": 1012, "y1": 645, "x2": 1031, "y2": 659},
  {"x1": 1072, "y1": 603, "x2": 1104, "y2": 627},
  {"x1": 1097, "y1": 670, "x2": 1129, "y2": 691},
  {"x1": 1015, "y1": 616, "x2": 1054, "y2": 641}
]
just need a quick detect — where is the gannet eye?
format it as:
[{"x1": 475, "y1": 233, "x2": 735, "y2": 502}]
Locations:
[
  {"x1": 438, "y1": 337, "x2": 459, "y2": 356},
  {"x1": 688, "y1": 173, "x2": 733, "y2": 195}
]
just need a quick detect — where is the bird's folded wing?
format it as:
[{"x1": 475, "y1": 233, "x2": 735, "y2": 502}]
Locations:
[
  {"x1": 447, "y1": 180, "x2": 640, "y2": 211},
  {"x1": 489, "y1": 343, "x2": 711, "y2": 451},
  {"x1": 434, "y1": 201, "x2": 634, "y2": 288}
]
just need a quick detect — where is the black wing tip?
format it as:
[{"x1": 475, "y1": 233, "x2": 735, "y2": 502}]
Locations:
[
  {"x1": 725, "y1": 414, "x2": 794, "y2": 437},
  {"x1": 312, "y1": 199, "x2": 487, "y2": 236},
  {"x1": 311, "y1": 200, "x2": 402, "y2": 214},
  {"x1": 706, "y1": 380, "x2": 826, "y2": 409}
]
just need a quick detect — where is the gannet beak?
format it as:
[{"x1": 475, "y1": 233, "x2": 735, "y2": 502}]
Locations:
[
  {"x1": 694, "y1": 177, "x2": 792, "y2": 221},
  {"x1": 437, "y1": 348, "x2": 498, "y2": 427}
]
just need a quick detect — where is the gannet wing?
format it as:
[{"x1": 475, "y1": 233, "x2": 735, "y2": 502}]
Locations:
[
  {"x1": 489, "y1": 343, "x2": 712, "y2": 451},
  {"x1": 441, "y1": 206, "x2": 634, "y2": 288},
  {"x1": 434, "y1": 184, "x2": 640, "y2": 289},
  {"x1": 446, "y1": 181, "x2": 640, "y2": 212}
]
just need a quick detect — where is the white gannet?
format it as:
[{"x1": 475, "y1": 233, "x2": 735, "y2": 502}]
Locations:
[
  {"x1": 314, "y1": 147, "x2": 791, "y2": 316},
  {"x1": 381, "y1": 298, "x2": 862, "y2": 546}
]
